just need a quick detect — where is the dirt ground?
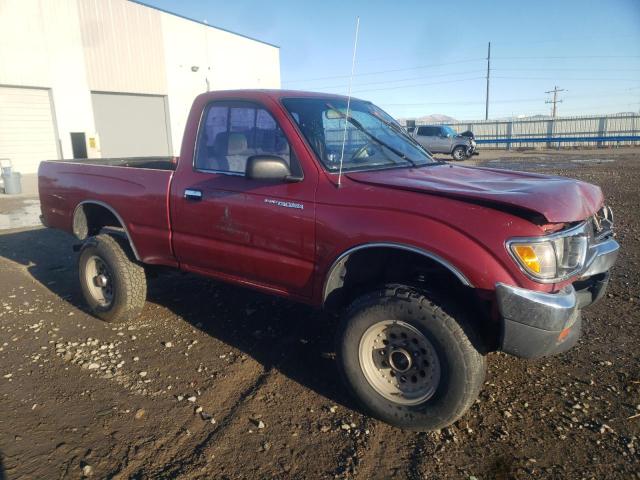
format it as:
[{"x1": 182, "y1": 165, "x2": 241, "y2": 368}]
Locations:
[{"x1": 0, "y1": 148, "x2": 639, "y2": 479}]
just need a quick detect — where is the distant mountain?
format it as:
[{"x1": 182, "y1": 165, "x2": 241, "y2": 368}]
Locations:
[
  {"x1": 397, "y1": 114, "x2": 458, "y2": 125},
  {"x1": 414, "y1": 114, "x2": 458, "y2": 123}
]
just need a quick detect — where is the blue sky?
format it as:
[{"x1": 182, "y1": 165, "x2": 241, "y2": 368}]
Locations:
[{"x1": 145, "y1": 0, "x2": 640, "y2": 120}]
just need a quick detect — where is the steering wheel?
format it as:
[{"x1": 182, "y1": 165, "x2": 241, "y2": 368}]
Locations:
[{"x1": 350, "y1": 141, "x2": 378, "y2": 162}]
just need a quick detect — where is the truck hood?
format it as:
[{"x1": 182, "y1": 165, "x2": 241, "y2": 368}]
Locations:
[{"x1": 346, "y1": 164, "x2": 603, "y2": 223}]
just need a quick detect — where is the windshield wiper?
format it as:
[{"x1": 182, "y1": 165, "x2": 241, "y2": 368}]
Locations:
[
  {"x1": 327, "y1": 104, "x2": 418, "y2": 168},
  {"x1": 372, "y1": 113, "x2": 434, "y2": 157}
]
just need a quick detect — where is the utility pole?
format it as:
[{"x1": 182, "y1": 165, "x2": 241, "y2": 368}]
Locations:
[
  {"x1": 545, "y1": 86, "x2": 565, "y2": 118},
  {"x1": 485, "y1": 42, "x2": 491, "y2": 120}
]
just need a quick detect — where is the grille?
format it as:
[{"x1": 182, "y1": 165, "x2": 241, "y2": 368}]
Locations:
[{"x1": 591, "y1": 206, "x2": 614, "y2": 240}]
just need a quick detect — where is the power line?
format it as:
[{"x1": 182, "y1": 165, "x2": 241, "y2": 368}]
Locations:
[
  {"x1": 486, "y1": 34, "x2": 639, "y2": 45},
  {"x1": 322, "y1": 75, "x2": 639, "y2": 95},
  {"x1": 495, "y1": 67, "x2": 640, "y2": 72},
  {"x1": 350, "y1": 76, "x2": 485, "y2": 94},
  {"x1": 298, "y1": 69, "x2": 485, "y2": 91},
  {"x1": 296, "y1": 76, "x2": 485, "y2": 95},
  {"x1": 283, "y1": 55, "x2": 640, "y2": 85},
  {"x1": 379, "y1": 89, "x2": 638, "y2": 107},
  {"x1": 281, "y1": 58, "x2": 484, "y2": 84},
  {"x1": 494, "y1": 76, "x2": 640, "y2": 82},
  {"x1": 382, "y1": 97, "x2": 546, "y2": 106},
  {"x1": 492, "y1": 55, "x2": 640, "y2": 60},
  {"x1": 288, "y1": 71, "x2": 640, "y2": 94}
]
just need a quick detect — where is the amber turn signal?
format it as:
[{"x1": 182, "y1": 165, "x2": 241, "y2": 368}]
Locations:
[{"x1": 513, "y1": 245, "x2": 541, "y2": 273}]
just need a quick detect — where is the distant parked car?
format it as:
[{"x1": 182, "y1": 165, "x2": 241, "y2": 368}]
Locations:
[{"x1": 412, "y1": 125, "x2": 477, "y2": 160}]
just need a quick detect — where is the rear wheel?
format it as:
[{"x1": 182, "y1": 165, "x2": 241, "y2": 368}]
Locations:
[
  {"x1": 78, "y1": 234, "x2": 146, "y2": 323},
  {"x1": 452, "y1": 146, "x2": 468, "y2": 161},
  {"x1": 336, "y1": 284, "x2": 486, "y2": 431}
]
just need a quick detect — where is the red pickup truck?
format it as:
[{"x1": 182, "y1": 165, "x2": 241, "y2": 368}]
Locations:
[{"x1": 39, "y1": 90, "x2": 619, "y2": 430}]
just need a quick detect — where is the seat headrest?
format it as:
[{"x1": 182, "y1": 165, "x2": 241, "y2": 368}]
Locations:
[
  {"x1": 213, "y1": 132, "x2": 248, "y2": 155},
  {"x1": 228, "y1": 133, "x2": 248, "y2": 154}
]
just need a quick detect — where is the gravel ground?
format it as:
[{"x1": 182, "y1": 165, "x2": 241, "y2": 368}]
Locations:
[{"x1": 0, "y1": 149, "x2": 638, "y2": 479}]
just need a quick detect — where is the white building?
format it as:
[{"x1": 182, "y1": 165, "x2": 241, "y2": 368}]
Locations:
[{"x1": 0, "y1": 0, "x2": 281, "y2": 174}]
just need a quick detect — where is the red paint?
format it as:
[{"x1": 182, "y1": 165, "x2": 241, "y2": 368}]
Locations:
[
  {"x1": 39, "y1": 90, "x2": 607, "y2": 307},
  {"x1": 347, "y1": 164, "x2": 603, "y2": 223},
  {"x1": 38, "y1": 162, "x2": 177, "y2": 267}
]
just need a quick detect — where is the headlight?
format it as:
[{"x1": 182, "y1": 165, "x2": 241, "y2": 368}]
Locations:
[{"x1": 508, "y1": 226, "x2": 589, "y2": 282}]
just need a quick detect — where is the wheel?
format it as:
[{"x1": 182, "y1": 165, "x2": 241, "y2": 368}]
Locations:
[
  {"x1": 452, "y1": 146, "x2": 468, "y2": 161},
  {"x1": 336, "y1": 284, "x2": 486, "y2": 431},
  {"x1": 78, "y1": 234, "x2": 147, "y2": 323}
]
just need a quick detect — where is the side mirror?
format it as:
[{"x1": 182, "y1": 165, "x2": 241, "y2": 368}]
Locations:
[{"x1": 245, "y1": 155, "x2": 301, "y2": 182}]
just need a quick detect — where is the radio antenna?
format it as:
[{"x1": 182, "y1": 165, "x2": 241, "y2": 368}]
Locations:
[{"x1": 337, "y1": 16, "x2": 360, "y2": 188}]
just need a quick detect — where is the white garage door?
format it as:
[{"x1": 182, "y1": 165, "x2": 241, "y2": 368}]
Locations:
[
  {"x1": 91, "y1": 92, "x2": 171, "y2": 158},
  {"x1": 0, "y1": 86, "x2": 59, "y2": 174}
]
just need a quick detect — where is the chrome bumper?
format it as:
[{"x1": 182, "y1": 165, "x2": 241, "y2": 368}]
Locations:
[
  {"x1": 496, "y1": 238, "x2": 618, "y2": 359},
  {"x1": 496, "y1": 283, "x2": 582, "y2": 358},
  {"x1": 581, "y1": 238, "x2": 619, "y2": 278}
]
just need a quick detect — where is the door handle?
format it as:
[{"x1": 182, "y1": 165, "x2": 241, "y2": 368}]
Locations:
[{"x1": 184, "y1": 189, "x2": 202, "y2": 201}]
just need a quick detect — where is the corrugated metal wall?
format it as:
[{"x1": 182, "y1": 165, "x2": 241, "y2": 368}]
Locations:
[
  {"x1": 0, "y1": 0, "x2": 280, "y2": 170},
  {"x1": 419, "y1": 114, "x2": 640, "y2": 148},
  {"x1": 78, "y1": 0, "x2": 167, "y2": 95}
]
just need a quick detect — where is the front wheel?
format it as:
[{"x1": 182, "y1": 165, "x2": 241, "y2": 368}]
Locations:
[
  {"x1": 336, "y1": 285, "x2": 486, "y2": 431},
  {"x1": 452, "y1": 146, "x2": 468, "y2": 161},
  {"x1": 78, "y1": 234, "x2": 147, "y2": 323}
]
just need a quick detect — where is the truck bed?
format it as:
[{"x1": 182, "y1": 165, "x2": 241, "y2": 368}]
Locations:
[
  {"x1": 38, "y1": 157, "x2": 176, "y2": 266},
  {"x1": 46, "y1": 156, "x2": 177, "y2": 170}
]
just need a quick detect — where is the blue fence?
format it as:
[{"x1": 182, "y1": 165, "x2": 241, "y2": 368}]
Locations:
[
  {"x1": 476, "y1": 135, "x2": 640, "y2": 145},
  {"x1": 421, "y1": 113, "x2": 640, "y2": 149}
]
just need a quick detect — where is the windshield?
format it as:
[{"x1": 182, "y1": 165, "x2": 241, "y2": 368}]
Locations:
[{"x1": 282, "y1": 97, "x2": 435, "y2": 172}]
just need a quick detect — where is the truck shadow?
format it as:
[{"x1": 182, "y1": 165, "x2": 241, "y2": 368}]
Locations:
[
  {"x1": 149, "y1": 270, "x2": 351, "y2": 406},
  {"x1": 0, "y1": 227, "x2": 356, "y2": 410}
]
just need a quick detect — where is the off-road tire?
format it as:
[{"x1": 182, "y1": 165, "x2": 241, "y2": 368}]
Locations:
[
  {"x1": 336, "y1": 284, "x2": 486, "y2": 431},
  {"x1": 78, "y1": 234, "x2": 146, "y2": 323},
  {"x1": 452, "y1": 146, "x2": 468, "y2": 161}
]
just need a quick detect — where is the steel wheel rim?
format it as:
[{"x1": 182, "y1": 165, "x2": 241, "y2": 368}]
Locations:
[
  {"x1": 84, "y1": 255, "x2": 114, "y2": 307},
  {"x1": 358, "y1": 320, "x2": 441, "y2": 406}
]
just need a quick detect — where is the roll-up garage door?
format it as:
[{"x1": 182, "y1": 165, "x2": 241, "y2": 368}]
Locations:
[
  {"x1": 0, "y1": 86, "x2": 59, "y2": 174},
  {"x1": 91, "y1": 92, "x2": 171, "y2": 158}
]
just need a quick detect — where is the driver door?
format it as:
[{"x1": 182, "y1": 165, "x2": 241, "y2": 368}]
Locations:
[
  {"x1": 170, "y1": 101, "x2": 317, "y2": 299},
  {"x1": 429, "y1": 127, "x2": 451, "y2": 153}
]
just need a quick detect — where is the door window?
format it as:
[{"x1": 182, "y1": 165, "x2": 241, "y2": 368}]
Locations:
[
  {"x1": 417, "y1": 126, "x2": 436, "y2": 136},
  {"x1": 195, "y1": 102, "x2": 295, "y2": 175}
]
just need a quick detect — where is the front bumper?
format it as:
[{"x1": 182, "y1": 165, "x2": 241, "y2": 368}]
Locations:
[{"x1": 496, "y1": 238, "x2": 618, "y2": 359}]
